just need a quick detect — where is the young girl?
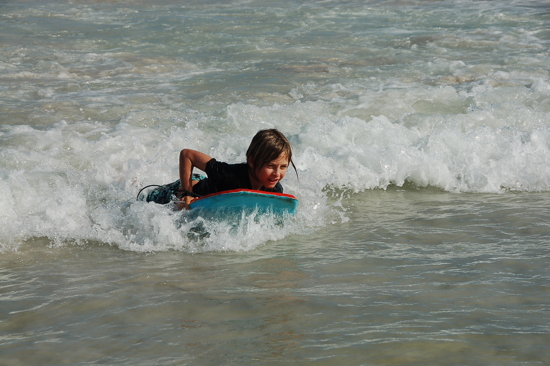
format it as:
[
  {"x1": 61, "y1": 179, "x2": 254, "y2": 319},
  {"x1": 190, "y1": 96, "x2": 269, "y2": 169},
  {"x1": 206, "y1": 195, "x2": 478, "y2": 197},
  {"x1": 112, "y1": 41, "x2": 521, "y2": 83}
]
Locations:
[{"x1": 139, "y1": 129, "x2": 297, "y2": 210}]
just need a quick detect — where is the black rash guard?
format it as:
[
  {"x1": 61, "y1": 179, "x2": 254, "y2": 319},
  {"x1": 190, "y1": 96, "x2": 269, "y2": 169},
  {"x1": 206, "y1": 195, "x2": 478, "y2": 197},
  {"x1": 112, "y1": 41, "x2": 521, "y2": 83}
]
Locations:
[{"x1": 193, "y1": 158, "x2": 283, "y2": 196}]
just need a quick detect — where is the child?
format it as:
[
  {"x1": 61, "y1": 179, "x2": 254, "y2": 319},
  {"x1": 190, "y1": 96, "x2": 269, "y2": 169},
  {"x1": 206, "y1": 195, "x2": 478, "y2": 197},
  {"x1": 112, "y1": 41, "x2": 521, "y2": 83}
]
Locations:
[{"x1": 139, "y1": 129, "x2": 296, "y2": 210}]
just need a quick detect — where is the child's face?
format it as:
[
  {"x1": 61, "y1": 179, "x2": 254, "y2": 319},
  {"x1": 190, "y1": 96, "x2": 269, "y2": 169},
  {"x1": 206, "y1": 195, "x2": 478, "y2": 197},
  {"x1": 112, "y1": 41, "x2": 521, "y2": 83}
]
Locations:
[{"x1": 253, "y1": 153, "x2": 289, "y2": 189}]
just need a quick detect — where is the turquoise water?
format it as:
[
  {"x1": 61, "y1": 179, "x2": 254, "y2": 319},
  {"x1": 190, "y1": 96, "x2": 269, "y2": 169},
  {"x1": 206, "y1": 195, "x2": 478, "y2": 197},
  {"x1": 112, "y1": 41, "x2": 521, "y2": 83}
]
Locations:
[{"x1": 1, "y1": 0, "x2": 549, "y2": 364}]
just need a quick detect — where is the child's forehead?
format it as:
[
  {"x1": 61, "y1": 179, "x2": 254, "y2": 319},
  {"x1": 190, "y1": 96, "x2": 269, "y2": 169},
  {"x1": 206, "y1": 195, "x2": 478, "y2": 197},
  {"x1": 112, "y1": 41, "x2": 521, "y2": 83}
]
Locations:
[{"x1": 271, "y1": 152, "x2": 289, "y2": 163}]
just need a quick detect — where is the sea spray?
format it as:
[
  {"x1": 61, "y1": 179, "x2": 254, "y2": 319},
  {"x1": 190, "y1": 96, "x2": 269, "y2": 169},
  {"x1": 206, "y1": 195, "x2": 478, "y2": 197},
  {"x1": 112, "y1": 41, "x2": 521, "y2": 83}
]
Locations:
[{"x1": 1, "y1": 0, "x2": 549, "y2": 252}]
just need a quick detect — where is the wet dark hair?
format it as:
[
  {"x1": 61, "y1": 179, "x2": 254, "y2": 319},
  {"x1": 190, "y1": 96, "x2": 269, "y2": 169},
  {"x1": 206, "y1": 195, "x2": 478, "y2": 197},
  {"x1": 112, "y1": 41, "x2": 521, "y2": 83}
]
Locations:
[{"x1": 246, "y1": 129, "x2": 297, "y2": 178}]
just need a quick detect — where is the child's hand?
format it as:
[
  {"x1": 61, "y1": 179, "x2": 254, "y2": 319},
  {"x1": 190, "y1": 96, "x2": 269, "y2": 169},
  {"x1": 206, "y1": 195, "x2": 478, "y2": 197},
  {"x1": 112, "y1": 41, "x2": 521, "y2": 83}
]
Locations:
[{"x1": 176, "y1": 196, "x2": 197, "y2": 210}]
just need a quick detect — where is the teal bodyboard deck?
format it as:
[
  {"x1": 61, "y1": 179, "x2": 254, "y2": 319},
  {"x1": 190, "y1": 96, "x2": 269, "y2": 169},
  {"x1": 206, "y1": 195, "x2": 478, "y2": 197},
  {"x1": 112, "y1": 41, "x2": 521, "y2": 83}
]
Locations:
[{"x1": 189, "y1": 189, "x2": 298, "y2": 216}]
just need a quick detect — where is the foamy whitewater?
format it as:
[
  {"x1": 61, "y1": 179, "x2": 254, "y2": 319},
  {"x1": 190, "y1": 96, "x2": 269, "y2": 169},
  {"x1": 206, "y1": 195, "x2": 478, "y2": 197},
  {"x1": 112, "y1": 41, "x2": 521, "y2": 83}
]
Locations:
[{"x1": 1, "y1": 0, "x2": 549, "y2": 364}]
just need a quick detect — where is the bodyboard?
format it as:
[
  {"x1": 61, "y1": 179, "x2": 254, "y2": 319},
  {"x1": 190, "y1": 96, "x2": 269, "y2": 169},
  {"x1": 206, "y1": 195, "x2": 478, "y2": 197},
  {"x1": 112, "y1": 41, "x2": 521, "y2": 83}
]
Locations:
[{"x1": 189, "y1": 189, "x2": 298, "y2": 216}]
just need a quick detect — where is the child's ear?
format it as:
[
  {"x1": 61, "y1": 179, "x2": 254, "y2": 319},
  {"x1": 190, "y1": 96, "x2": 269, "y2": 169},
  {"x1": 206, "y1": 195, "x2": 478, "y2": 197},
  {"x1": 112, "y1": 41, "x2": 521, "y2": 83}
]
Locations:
[{"x1": 247, "y1": 157, "x2": 254, "y2": 169}]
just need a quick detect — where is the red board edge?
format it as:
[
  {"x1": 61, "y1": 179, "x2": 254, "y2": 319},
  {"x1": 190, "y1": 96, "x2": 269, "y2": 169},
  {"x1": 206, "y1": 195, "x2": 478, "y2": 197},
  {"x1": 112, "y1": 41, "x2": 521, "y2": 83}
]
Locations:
[{"x1": 192, "y1": 189, "x2": 297, "y2": 203}]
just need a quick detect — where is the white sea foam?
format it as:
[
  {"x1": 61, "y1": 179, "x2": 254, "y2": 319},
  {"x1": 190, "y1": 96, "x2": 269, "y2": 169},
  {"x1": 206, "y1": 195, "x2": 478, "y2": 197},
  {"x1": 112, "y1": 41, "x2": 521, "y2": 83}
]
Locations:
[
  {"x1": 1, "y1": 0, "x2": 549, "y2": 251},
  {"x1": 2, "y1": 81, "x2": 549, "y2": 252}
]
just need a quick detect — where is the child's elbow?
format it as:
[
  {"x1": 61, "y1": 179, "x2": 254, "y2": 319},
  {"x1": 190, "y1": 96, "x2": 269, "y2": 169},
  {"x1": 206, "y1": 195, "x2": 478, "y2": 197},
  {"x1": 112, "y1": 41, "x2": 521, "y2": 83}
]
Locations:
[{"x1": 180, "y1": 149, "x2": 191, "y2": 158}]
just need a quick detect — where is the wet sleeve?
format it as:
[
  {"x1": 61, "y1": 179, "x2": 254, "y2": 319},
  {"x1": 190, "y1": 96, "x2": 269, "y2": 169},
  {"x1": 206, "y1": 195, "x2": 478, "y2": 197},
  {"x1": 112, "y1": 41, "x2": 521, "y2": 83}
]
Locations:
[
  {"x1": 203, "y1": 159, "x2": 248, "y2": 191},
  {"x1": 205, "y1": 158, "x2": 231, "y2": 183},
  {"x1": 204, "y1": 158, "x2": 219, "y2": 177}
]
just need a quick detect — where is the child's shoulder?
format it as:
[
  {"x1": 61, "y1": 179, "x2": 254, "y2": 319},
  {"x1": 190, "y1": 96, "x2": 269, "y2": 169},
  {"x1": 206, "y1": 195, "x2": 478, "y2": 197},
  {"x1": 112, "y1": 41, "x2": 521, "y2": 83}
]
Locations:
[{"x1": 205, "y1": 159, "x2": 248, "y2": 182}]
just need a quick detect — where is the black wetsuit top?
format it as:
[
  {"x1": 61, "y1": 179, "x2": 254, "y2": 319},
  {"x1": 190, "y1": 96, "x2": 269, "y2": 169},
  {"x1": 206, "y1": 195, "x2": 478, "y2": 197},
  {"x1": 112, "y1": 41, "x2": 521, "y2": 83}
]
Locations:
[
  {"x1": 193, "y1": 158, "x2": 283, "y2": 196},
  {"x1": 140, "y1": 159, "x2": 283, "y2": 205}
]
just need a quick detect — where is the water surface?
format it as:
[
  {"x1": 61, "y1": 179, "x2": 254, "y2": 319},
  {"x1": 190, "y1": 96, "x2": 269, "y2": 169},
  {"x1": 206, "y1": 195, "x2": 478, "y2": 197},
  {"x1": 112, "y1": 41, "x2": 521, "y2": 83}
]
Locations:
[{"x1": 1, "y1": 0, "x2": 549, "y2": 364}]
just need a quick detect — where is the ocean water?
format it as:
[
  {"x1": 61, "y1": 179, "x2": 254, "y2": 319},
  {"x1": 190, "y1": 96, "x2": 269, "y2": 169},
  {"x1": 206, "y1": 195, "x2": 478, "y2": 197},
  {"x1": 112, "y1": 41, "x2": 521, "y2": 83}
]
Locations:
[{"x1": 1, "y1": 0, "x2": 549, "y2": 364}]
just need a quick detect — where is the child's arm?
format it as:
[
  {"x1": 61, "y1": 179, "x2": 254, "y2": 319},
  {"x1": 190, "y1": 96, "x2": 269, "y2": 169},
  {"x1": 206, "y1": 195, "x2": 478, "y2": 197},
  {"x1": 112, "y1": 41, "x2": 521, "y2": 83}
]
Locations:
[
  {"x1": 177, "y1": 149, "x2": 212, "y2": 210},
  {"x1": 179, "y1": 149, "x2": 212, "y2": 193}
]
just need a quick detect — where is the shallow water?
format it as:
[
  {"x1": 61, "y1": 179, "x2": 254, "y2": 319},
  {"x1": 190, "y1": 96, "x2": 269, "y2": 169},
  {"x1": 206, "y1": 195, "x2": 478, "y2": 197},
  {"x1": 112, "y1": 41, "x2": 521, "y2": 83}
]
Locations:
[
  {"x1": 2, "y1": 190, "x2": 549, "y2": 364},
  {"x1": 1, "y1": 0, "x2": 550, "y2": 364}
]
